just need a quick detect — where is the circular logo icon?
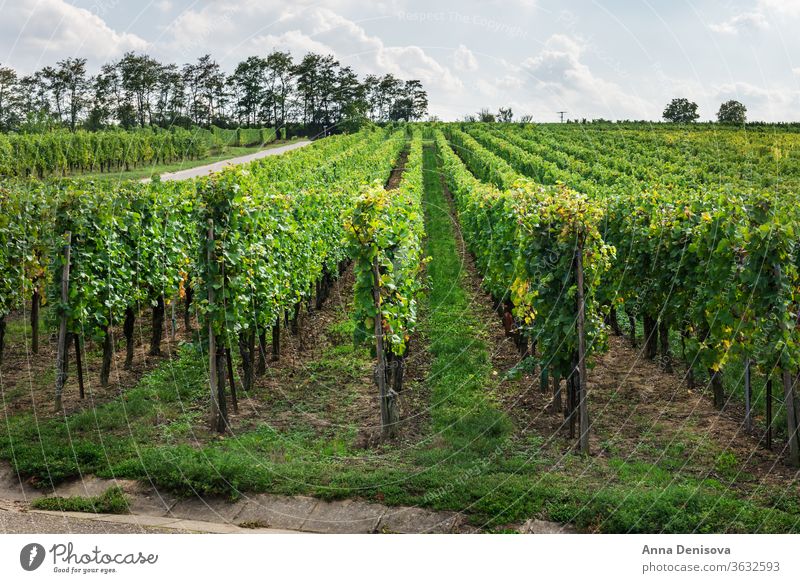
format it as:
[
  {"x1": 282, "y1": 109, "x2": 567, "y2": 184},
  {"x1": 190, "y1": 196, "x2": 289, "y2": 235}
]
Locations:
[{"x1": 20, "y1": 543, "x2": 46, "y2": 571}]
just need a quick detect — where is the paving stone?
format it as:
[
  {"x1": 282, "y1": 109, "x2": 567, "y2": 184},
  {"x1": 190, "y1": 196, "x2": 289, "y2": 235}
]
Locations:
[
  {"x1": 96, "y1": 513, "x2": 178, "y2": 529},
  {"x1": 160, "y1": 518, "x2": 244, "y2": 533},
  {"x1": 233, "y1": 494, "x2": 317, "y2": 531},
  {"x1": 302, "y1": 499, "x2": 385, "y2": 534},
  {"x1": 168, "y1": 496, "x2": 248, "y2": 523},
  {"x1": 377, "y1": 506, "x2": 460, "y2": 534},
  {"x1": 124, "y1": 485, "x2": 178, "y2": 516}
]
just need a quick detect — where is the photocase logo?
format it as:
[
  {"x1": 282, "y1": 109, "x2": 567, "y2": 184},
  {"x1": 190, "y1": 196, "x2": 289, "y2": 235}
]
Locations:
[{"x1": 20, "y1": 543, "x2": 46, "y2": 571}]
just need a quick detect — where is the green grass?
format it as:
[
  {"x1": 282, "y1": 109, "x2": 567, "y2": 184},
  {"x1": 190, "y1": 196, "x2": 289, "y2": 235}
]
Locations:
[
  {"x1": 418, "y1": 144, "x2": 512, "y2": 455},
  {"x1": 1, "y1": 147, "x2": 799, "y2": 532},
  {"x1": 32, "y1": 486, "x2": 129, "y2": 514},
  {"x1": 73, "y1": 139, "x2": 302, "y2": 182}
]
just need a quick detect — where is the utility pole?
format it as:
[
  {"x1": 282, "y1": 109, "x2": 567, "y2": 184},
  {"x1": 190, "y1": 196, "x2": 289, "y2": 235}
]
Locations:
[{"x1": 557, "y1": 111, "x2": 568, "y2": 123}]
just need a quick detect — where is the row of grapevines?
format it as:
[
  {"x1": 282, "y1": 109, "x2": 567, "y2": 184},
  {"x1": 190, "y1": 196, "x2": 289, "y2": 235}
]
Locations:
[
  {"x1": 348, "y1": 129, "x2": 425, "y2": 356},
  {"x1": 0, "y1": 127, "x2": 221, "y2": 178},
  {"x1": 213, "y1": 127, "x2": 277, "y2": 148},
  {"x1": 434, "y1": 128, "x2": 613, "y2": 381},
  {"x1": 443, "y1": 127, "x2": 518, "y2": 189},
  {"x1": 0, "y1": 129, "x2": 381, "y2": 381},
  {"x1": 0, "y1": 182, "x2": 58, "y2": 360},
  {"x1": 346, "y1": 128, "x2": 425, "y2": 434},
  {"x1": 50, "y1": 178, "x2": 196, "y2": 384},
  {"x1": 196, "y1": 127, "x2": 406, "y2": 354},
  {"x1": 476, "y1": 123, "x2": 800, "y2": 462},
  {"x1": 486, "y1": 123, "x2": 800, "y2": 377}
]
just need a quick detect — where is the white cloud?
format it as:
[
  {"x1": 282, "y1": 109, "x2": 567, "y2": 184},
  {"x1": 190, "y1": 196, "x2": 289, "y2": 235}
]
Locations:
[
  {"x1": 515, "y1": 35, "x2": 653, "y2": 119},
  {"x1": 453, "y1": 45, "x2": 478, "y2": 72},
  {"x1": 710, "y1": 0, "x2": 800, "y2": 36},
  {"x1": 246, "y1": 30, "x2": 331, "y2": 56},
  {"x1": 155, "y1": 1, "x2": 173, "y2": 13},
  {"x1": 0, "y1": 0, "x2": 147, "y2": 71},
  {"x1": 162, "y1": 2, "x2": 462, "y2": 92},
  {"x1": 794, "y1": 67, "x2": 800, "y2": 77},
  {"x1": 476, "y1": 79, "x2": 498, "y2": 98},
  {"x1": 651, "y1": 69, "x2": 800, "y2": 122},
  {"x1": 758, "y1": 0, "x2": 800, "y2": 18},
  {"x1": 709, "y1": 11, "x2": 769, "y2": 35},
  {"x1": 714, "y1": 81, "x2": 800, "y2": 119}
]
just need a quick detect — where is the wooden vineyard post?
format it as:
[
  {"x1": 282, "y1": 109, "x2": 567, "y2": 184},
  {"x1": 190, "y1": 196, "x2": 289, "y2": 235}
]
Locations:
[
  {"x1": 74, "y1": 334, "x2": 85, "y2": 399},
  {"x1": 766, "y1": 377, "x2": 773, "y2": 450},
  {"x1": 566, "y1": 372, "x2": 577, "y2": 439},
  {"x1": 149, "y1": 295, "x2": 165, "y2": 356},
  {"x1": 184, "y1": 284, "x2": 193, "y2": 333},
  {"x1": 373, "y1": 256, "x2": 398, "y2": 438},
  {"x1": 123, "y1": 308, "x2": 135, "y2": 370},
  {"x1": 681, "y1": 329, "x2": 695, "y2": 390},
  {"x1": 170, "y1": 300, "x2": 177, "y2": 342},
  {"x1": 782, "y1": 370, "x2": 800, "y2": 466},
  {"x1": 628, "y1": 314, "x2": 636, "y2": 347},
  {"x1": 54, "y1": 232, "x2": 72, "y2": 413},
  {"x1": 744, "y1": 358, "x2": 752, "y2": 432},
  {"x1": 226, "y1": 347, "x2": 238, "y2": 414},
  {"x1": 576, "y1": 239, "x2": 589, "y2": 455},
  {"x1": 31, "y1": 288, "x2": 40, "y2": 354},
  {"x1": 0, "y1": 316, "x2": 5, "y2": 366},
  {"x1": 272, "y1": 317, "x2": 280, "y2": 361},
  {"x1": 207, "y1": 220, "x2": 226, "y2": 433},
  {"x1": 552, "y1": 371, "x2": 562, "y2": 413}
]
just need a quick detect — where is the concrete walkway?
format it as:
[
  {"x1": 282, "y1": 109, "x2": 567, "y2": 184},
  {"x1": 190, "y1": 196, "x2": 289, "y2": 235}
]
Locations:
[
  {"x1": 0, "y1": 463, "x2": 475, "y2": 534},
  {"x1": 142, "y1": 139, "x2": 311, "y2": 183},
  {"x1": 0, "y1": 463, "x2": 577, "y2": 534}
]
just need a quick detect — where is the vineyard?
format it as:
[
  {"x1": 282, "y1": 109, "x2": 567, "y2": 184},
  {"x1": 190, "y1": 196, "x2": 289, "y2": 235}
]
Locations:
[
  {"x1": 1, "y1": 123, "x2": 800, "y2": 533},
  {"x1": 0, "y1": 126, "x2": 280, "y2": 178}
]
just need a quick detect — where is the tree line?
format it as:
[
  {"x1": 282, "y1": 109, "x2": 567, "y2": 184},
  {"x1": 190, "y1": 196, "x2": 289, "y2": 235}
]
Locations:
[
  {"x1": 0, "y1": 52, "x2": 428, "y2": 134},
  {"x1": 460, "y1": 100, "x2": 752, "y2": 125},
  {"x1": 662, "y1": 98, "x2": 748, "y2": 124}
]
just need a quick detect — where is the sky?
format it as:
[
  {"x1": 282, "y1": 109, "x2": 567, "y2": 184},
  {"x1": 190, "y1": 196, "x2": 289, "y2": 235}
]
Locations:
[{"x1": 1, "y1": 0, "x2": 799, "y2": 122}]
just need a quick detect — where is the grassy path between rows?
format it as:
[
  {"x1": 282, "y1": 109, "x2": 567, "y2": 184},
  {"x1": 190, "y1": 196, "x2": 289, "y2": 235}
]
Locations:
[{"x1": 419, "y1": 145, "x2": 511, "y2": 452}]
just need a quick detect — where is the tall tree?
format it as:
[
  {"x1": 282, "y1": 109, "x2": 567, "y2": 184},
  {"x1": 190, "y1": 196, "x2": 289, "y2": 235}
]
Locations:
[
  {"x1": 362, "y1": 74, "x2": 381, "y2": 121},
  {"x1": 294, "y1": 53, "x2": 322, "y2": 126},
  {"x1": 58, "y1": 58, "x2": 89, "y2": 131},
  {"x1": 497, "y1": 106, "x2": 513, "y2": 123},
  {"x1": 230, "y1": 56, "x2": 266, "y2": 126},
  {"x1": 377, "y1": 74, "x2": 402, "y2": 121},
  {"x1": 16, "y1": 73, "x2": 51, "y2": 127},
  {"x1": 663, "y1": 98, "x2": 700, "y2": 123},
  {"x1": 264, "y1": 51, "x2": 294, "y2": 129},
  {"x1": 335, "y1": 65, "x2": 368, "y2": 131},
  {"x1": 0, "y1": 66, "x2": 19, "y2": 130},
  {"x1": 118, "y1": 52, "x2": 162, "y2": 127},
  {"x1": 41, "y1": 65, "x2": 66, "y2": 125},
  {"x1": 389, "y1": 80, "x2": 428, "y2": 122},
  {"x1": 154, "y1": 64, "x2": 184, "y2": 127},
  {"x1": 86, "y1": 68, "x2": 114, "y2": 129},
  {"x1": 403, "y1": 80, "x2": 428, "y2": 121},
  {"x1": 184, "y1": 55, "x2": 226, "y2": 127},
  {"x1": 717, "y1": 100, "x2": 747, "y2": 125}
]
